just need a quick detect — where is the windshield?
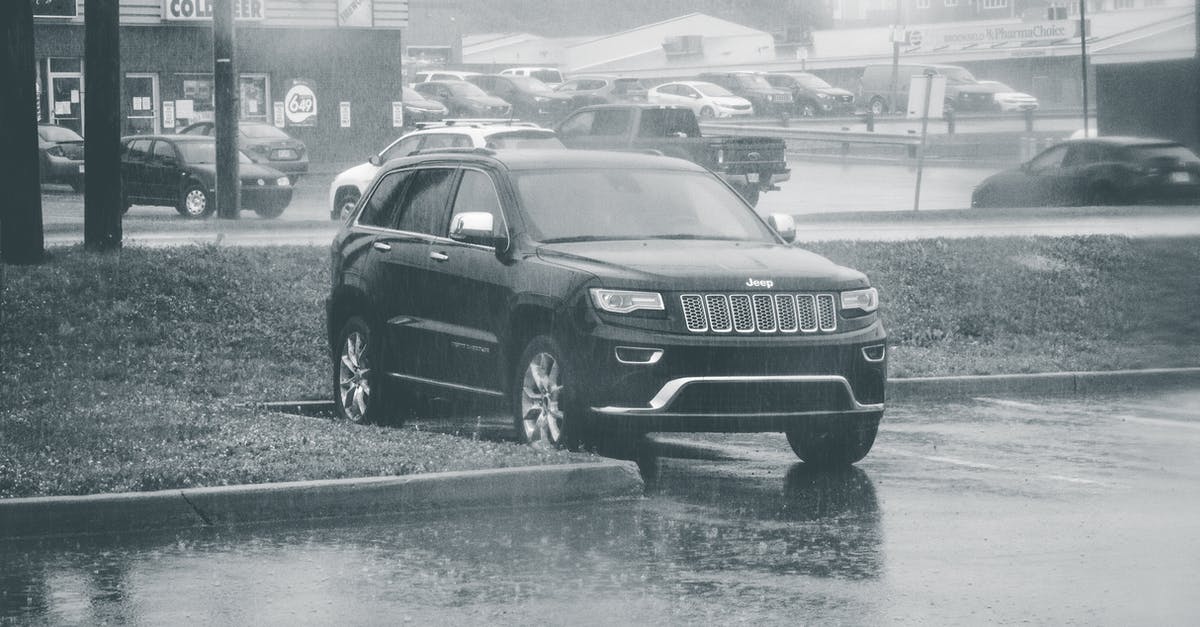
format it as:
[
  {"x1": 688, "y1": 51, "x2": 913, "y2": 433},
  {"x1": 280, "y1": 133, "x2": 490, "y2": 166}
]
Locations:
[
  {"x1": 448, "y1": 82, "x2": 489, "y2": 97},
  {"x1": 736, "y1": 74, "x2": 774, "y2": 89},
  {"x1": 796, "y1": 74, "x2": 833, "y2": 90},
  {"x1": 513, "y1": 168, "x2": 777, "y2": 243},
  {"x1": 39, "y1": 125, "x2": 83, "y2": 142},
  {"x1": 176, "y1": 142, "x2": 253, "y2": 164},
  {"x1": 1125, "y1": 144, "x2": 1200, "y2": 164},
  {"x1": 942, "y1": 68, "x2": 978, "y2": 84},
  {"x1": 508, "y1": 76, "x2": 555, "y2": 94},
  {"x1": 530, "y1": 69, "x2": 562, "y2": 83},
  {"x1": 694, "y1": 83, "x2": 734, "y2": 97},
  {"x1": 485, "y1": 131, "x2": 564, "y2": 149},
  {"x1": 240, "y1": 124, "x2": 289, "y2": 139}
]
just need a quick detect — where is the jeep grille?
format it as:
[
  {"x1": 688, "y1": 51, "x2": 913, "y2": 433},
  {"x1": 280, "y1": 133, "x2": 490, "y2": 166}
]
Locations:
[{"x1": 681, "y1": 293, "x2": 837, "y2": 334}]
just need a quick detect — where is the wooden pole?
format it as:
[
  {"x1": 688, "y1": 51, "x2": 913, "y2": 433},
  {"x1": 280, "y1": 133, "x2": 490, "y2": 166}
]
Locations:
[
  {"x1": 1079, "y1": 0, "x2": 1090, "y2": 137},
  {"x1": 84, "y1": 0, "x2": 123, "y2": 251},
  {"x1": 214, "y1": 0, "x2": 239, "y2": 219},
  {"x1": 0, "y1": 0, "x2": 45, "y2": 264}
]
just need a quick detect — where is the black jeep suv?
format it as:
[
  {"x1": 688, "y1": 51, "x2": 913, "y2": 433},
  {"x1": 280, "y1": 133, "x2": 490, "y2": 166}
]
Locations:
[{"x1": 326, "y1": 149, "x2": 887, "y2": 466}]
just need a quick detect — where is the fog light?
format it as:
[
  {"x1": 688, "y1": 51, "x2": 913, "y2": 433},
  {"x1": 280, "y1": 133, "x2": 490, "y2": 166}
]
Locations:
[
  {"x1": 615, "y1": 346, "x2": 664, "y2": 365},
  {"x1": 862, "y1": 344, "x2": 886, "y2": 362}
]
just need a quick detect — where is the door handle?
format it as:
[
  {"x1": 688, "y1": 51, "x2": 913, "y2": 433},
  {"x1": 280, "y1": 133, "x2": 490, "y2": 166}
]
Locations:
[
  {"x1": 430, "y1": 251, "x2": 449, "y2": 262},
  {"x1": 372, "y1": 241, "x2": 392, "y2": 252}
]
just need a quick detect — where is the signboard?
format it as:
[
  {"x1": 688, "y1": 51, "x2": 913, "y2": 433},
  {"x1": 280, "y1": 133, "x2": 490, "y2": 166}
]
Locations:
[
  {"x1": 337, "y1": 0, "x2": 373, "y2": 27},
  {"x1": 284, "y1": 80, "x2": 317, "y2": 127},
  {"x1": 907, "y1": 74, "x2": 946, "y2": 120},
  {"x1": 905, "y1": 20, "x2": 1073, "y2": 49},
  {"x1": 163, "y1": 0, "x2": 265, "y2": 21},
  {"x1": 33, "y1": 0, "x2": 78, "y2": 17},
  {"x1": 273, "y1": 101, "x2": 285, "y2": 128},
  {"x1": 391, "y1": 101, "x2": 404, "y2": 128},
  {"x1": 162, "y1": 101, "x2": 176, "y2": 129},
  {"x1": 339, "y1": 101, "x2": 351, "y2": 128}
]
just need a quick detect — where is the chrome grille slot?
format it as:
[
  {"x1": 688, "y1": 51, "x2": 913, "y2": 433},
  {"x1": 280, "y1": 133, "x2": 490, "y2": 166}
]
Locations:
[
  {"x1": 729, "y1": 294, "x2": 754, "y2": 333},
  {"x1": 680, "y1": 293, "x2": 838, "y2": 334},
  {"x1": 705, "y1": 294, "x2": 732, "y2": 333},
  {"x1": 680, "y1": 294, "x2": 707, "y2": 332}
]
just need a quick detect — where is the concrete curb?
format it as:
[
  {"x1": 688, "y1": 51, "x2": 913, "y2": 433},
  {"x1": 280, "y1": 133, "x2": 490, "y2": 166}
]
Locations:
[
  {"x1": 0, "y1": 461, "x2": 643, "y2": 539},
  {"x1": 888, "y1": 367, "x2": 1200, "y2": 401}
]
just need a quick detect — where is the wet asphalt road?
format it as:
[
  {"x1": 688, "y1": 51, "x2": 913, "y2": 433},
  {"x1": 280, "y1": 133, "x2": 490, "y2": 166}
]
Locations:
[{"x1": 4, "y1": 388, "x2": 1198, "y2": 624}]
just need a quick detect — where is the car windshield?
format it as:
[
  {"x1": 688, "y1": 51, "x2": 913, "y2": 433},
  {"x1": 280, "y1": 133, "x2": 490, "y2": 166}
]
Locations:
[
  {"x1": 40, "y1": 126, "x2": 84, "y2": 142},
  {"x1": 694, "y1": 83, "x2": 734, "y2": 97},
  {"x1": 796, "y1": 74, "x2": 833, "y2": 90},
  {"x1": 508, "y1": 76, "x2": 555, "y2": 94},
  {"x1": 942, "y1": 68, "x2": 978, "y2": 84},
  {"x1": 176, "y1": 142, "x2": 253, "y2": 164},
  {"x1": 1125, "y1": 144, "x2": 1200, "y2": 164},
  {"x1": 485, "y1": 132, "x2": 564, "y2": 149},
  {"x1": 447, "y1": 82, "x2": 489, "y2": 97},
  {"x1": 736, "y1": 74, "x2": 774, "y2": 89},
  {"x1": 240, "y1": 124, "x2": 289, "y2": 139},
  {"x1": 530, "y1": 69, "x2": 562, "y2": 83},
  {"x1": 513, "y1": 168, "x2": 777, "y2": 243}
]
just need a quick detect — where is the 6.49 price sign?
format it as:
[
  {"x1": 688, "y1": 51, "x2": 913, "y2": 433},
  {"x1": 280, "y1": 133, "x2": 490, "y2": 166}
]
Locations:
[{"x1": 163, "y1": 0, "x2": 266, "y2": 21}]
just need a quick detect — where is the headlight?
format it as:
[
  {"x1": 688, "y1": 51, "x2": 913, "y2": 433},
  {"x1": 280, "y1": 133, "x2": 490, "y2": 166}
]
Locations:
[
  {"x1": 590, "y1": 289, "x2": 665, "y2": 314},
  {"x1": 276, "y1": 176, "x2": 290, "y2": 186},
  {"x1": 840, "y1": 287, "x2": 879, "y2": 313},
  {"x1": 818, "y1": 93, "x2": 831, "y2": 99}
]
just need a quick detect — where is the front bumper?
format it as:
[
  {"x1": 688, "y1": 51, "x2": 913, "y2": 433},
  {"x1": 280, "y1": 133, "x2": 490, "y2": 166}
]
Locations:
[
  {"x1": 42, "y1": 154, "x2": 84, "y2": 183},
  {"x1": 568, "y1": 320, "x2": 887, "y2": 432},
  {"x1": 239, "y1": 185, "x2": 294, "y2": 211}
]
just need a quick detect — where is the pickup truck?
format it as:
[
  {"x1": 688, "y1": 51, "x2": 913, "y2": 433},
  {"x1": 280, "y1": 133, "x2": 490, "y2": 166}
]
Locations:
[{"x1": 555, "y1": 104, "x2": 789, "y2": 206}]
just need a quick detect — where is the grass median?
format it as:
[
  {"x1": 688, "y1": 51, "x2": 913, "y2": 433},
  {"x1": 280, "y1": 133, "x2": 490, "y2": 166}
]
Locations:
[{"x1": 2, "y1": 236, "x2": 1198, "y2": 498}]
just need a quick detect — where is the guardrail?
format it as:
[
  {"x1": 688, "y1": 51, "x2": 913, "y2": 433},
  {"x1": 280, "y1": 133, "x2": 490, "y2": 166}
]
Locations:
[{"x1": 700, "y1": 123, "x2": 922, "y2": 147}]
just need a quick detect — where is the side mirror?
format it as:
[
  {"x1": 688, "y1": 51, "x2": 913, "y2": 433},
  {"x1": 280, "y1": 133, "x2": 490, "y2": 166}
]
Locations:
[
  {"x1": 450, "y1": 212, "x2": 503, "y2": 248},
  {"x1": 368, "y1": 155, "x2": 382, "y2": 167},
  {"x1": 767, "y1": 213, "x2": 796, "y2": 243}
]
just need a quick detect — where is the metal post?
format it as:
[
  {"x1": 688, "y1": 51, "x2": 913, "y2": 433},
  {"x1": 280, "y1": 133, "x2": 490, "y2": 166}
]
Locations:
[
  {"x1": 214, "y1": 0, "x2": 239, "y2": 219},
  {"x1": 0, "y1": 0, "x2": 44, "y2": 264},
  {"x1": 913, "y1": 70, "x2": 935, "y2": 213},
  {"x1": 84, "y1": 0, "x2": 122, "y2": 251},
  {"x1": 1079, "y1": 0, "x2": 1090, "y2": 137}
]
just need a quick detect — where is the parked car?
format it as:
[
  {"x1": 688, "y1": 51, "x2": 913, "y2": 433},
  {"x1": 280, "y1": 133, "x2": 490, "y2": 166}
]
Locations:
[
  {"x1": 499, "y1": 67, "x2": 564, "y2": 86},
  {"x1": 120, "y1": 135, "x2": 293, "y2": 219},
  {"x1": 762, "y1": 72, "x2": 855, "y2": 117},
  {"x1": 400, "y1": 86, "x2": 449, "y2": 126},
  {"x1": 327, "y1": 120, "x2": 562, "y2": 220},
  {"x1": 327, "y1": 148, "x2": 886, "y2": 466},
  {"x1": 412, "y1": 70, "x2": 481, "y2": 83},
  {"x1": 971, "y1": 137, "x2": 1200, "y2": 208},
  {"x1": 976, "y1": 81, "x2": 1040, "y2": 112},
  {"x1": 466, "y1": 74, "x2": 573, "y2": 124},
  {"x1": 38, "y1": 124, "x2": 85, "y2": 191},
  {"x1": 176, "y1": 120, "x2": 309, "y2": 178},
  {"x1": 411, "y1": 80, "x2": 513, "y2": 119},
  {"x1": 646, "y1": 81, "x2": 753, "y2": 118},
  {"x1": 553, "y1": 75, "x2": 649, "y2": 110},
  {"x1": 858, "y1": 63, "x2": 998, "y2": 116},
  {"x1": 555, "y1": 104, "x2": 789, "y2": 206},
  {"x1": 696, "y1": 72, "x2": 794, "y2": 116}
]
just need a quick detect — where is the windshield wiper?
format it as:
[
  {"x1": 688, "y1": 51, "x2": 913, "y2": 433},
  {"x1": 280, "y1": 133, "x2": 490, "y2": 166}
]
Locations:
[{"x1": 540, "y1": 235, "x2": 624, "y2": 244}]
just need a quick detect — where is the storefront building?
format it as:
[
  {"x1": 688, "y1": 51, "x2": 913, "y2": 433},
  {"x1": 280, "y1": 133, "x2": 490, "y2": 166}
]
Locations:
[{"x1": 33, "y1": 0, "x2": 408, "y2": 161}]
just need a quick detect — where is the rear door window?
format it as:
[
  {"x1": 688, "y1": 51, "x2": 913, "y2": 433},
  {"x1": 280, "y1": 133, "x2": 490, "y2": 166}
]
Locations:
[
  {"x1": 395, "y1": 167, "x2": 457, "y2": 235},
  {"x1": 420, "y1": 134, "x2": 472, "y2": 150},
  {"x1": 639, "y1": 109, "x2": 700, "y2": 138},
  {"x1": 591, "y1": 109, "x2": 632, "y2": 136}
]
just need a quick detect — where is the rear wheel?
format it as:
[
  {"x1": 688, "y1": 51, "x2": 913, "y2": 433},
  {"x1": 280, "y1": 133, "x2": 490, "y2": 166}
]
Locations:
[
  {"x1": 786, "y1": 414, "x2": 881, "y2": 467},
  {"x1": 512, "y1": 335, "x2": 588, "y2": 450},
  {"x1": 333, "y1": 315, "x2": 404, "y2": 425},
  {"x1": 869, "y1": 97, "x2": 887, "y2": 116}
]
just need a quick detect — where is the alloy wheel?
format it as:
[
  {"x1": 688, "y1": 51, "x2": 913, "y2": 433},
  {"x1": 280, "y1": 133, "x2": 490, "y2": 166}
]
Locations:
[
  {"x1": 520, "y1": 352, "x2": 563, "y2": 445},
  {"x1": 338, "y1": 330, "x2": 371, "y2": 423}
]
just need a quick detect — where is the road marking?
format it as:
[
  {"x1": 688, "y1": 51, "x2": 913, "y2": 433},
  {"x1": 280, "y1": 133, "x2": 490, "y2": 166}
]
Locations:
[{"x1": 876, "y1": 446, "x2": 1107, "y2": 486}]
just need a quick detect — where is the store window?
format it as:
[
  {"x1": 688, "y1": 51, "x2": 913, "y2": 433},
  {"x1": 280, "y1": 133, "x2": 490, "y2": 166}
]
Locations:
[
  {"x1": 981, "y1": 0, "x2": 1008, "y2": 8},
  {"x1": 178, "y1": 74, "x2": 215, "y2": 125},
  {"x1": 239, "y1": 74, "x2": 270, "y2": 122}
]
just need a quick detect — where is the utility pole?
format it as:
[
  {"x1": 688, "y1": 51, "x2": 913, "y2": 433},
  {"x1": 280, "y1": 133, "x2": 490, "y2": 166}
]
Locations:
[
  {"x1": 214, "y1": 0, "x2": 239, "y2": 219},
  {"x1": 0, "y1": 0, "x2": 44, "y2": 265},
  {"x1": 84, "y1": 0, "x2": 123, "y2": 251},
  {"x1": 1079, "y1": 0, "x2": 1090, "y2": 137},
  {"x1": 913, "y1": 69, "x2": 936, "y2": 213},
  {"x1": 890, "y1": 0, "x2": 902, "y2": 115}
]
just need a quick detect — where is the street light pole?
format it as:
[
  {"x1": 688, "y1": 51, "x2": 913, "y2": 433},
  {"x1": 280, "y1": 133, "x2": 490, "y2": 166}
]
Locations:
[{"x1": 1079, "y1": 0, "x2": 1090, "y2": 136}]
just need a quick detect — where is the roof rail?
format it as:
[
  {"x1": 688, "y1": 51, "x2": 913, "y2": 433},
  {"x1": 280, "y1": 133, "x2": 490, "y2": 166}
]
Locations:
[
  {"x1": 413, "y1": 118, "x2": 535, "y2": 130},
  {"x1": 410, "y1": 147, "x2": 497, "y2": 157}
]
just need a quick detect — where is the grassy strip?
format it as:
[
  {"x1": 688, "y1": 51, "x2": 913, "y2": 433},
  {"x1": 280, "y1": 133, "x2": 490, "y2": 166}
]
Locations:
[
  {"x1": 2, "y1": 236, "x2": 1198, "y2": 498},
  {"x1": 793, "y1": 204, "x2": 1200, "y2": 224}
]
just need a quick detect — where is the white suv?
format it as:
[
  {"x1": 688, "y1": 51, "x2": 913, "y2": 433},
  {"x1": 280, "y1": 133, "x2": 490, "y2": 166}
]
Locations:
[{"x1": 327, "y1": 121, "x2": 563, "y2": 220}]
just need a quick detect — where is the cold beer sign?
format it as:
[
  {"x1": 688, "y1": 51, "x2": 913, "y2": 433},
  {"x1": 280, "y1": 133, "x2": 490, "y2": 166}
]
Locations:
[{"x1": 163, "y1": 0, "x2": 265, "y2": 20}]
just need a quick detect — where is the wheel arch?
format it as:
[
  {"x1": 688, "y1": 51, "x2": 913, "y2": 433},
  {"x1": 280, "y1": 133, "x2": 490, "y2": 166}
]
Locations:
[
  {"x1": 504, "y1": 304, "x2": 557, "y2": 379},
  {"x1": 327, "y1": 284, "x2": 374, "y2": 355}
]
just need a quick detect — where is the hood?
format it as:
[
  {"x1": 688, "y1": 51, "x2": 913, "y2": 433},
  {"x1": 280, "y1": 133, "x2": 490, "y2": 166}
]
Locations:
[
  {"x1": 537, "y1": 240, "x2": 868, "y2": 291},
  {"x1": 333, "y1": 161, "x2": 380, "y2": 188},
  {"x1": 405, "y1": 99, "x2": 447, "y2": 112},
  {"x1": 460, "y1": 95, "x2": 511, "y2": 108},
  {"x1": 191, "y1": 162, "x2": 286, "y2": 179},
  {"x1": 993, "y1": 91, "x2": 1038, "y2": 101},
  {"x1": 713, "y1": 96, "x2": 753, "y2": 107},
  {"x1": 818, "y1": 87, "x2": 854, "y2": 98}
]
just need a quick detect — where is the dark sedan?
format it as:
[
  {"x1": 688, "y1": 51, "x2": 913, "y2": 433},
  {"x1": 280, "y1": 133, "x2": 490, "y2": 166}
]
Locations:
[
  {"x1": 120, "y1": 135, "x2": 293, "y2": 219},
  {"x1": 466, "y1": 74, "x2": 573, "y2": 124},
  {"x1": 38, "y1": 124, "x2": 86, "y2": 191},
  {"x1": 401, "y1": 86, "x2": 448, "y2": 126},
  {"x1": 972, "y1": 137, "x2": 1200, "y2": 208},
  {"x1": 177, "y1": 120, "x2": 309, "y2": 178},
  {"x1": 411, "y1": 80, "x2": 513, "y2": 119}
]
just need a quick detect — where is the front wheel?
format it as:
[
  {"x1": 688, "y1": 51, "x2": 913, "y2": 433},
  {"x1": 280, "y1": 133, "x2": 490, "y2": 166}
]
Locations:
[
  {"x1": 699, "y1": 106, "x2": 715, "y2": 119},
  {"x1": 869, "y1": 97, "x2": 887, "y2": 116},
  {"x1": 512, "y1": 335, "x2": 588, "y2": 450},
  {"x1": 786, "y1": 414, "x2": 881, "y2": 467},
  {"x1": 178, "y1": 182, "x2": 214, "y2": 219},
  {"x1": 253, "y1": 203, "x2": 287, "y2": 219},
  {"x1": 332, "y1": 189, "x2": 360, "y2": 221},
  {"x1": 799, "y1": 102, "x2": 817, "y2": 117}
]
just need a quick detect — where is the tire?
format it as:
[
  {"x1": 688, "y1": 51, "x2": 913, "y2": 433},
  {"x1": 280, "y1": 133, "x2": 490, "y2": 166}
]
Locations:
[
  {"x1": 869, "y1": 97, "x2": 886, "y2": 116},
  {"x1": 785, "y1": 413, "x2": 881, "y2": 467},
  {"x1": 512, "y1": 335, "x2": 588, "y2": 450},
  {"x1": 730, "y1": 183, "x2": 760, "y2": 207},
  {"x1": 253, "y1": 203, "x2": 286, "y2": 219},
  {"x1": 699, "y1": 106, "x2": 715, "y2": 119},
  {"x1": 799, "y1": 102, "x2": 817, "y2": 117},
  {"x1": 333, "y1": 315, "x2": 404, "y2": 425},
  {"x1": 178, "y1": 182, "x2": 214, "y2": 219},
  {"x1": 332, "y1": 189, "x2": 360, "y2": 221}
]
